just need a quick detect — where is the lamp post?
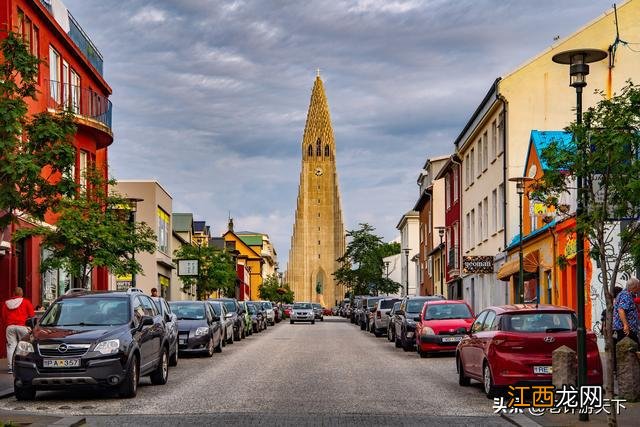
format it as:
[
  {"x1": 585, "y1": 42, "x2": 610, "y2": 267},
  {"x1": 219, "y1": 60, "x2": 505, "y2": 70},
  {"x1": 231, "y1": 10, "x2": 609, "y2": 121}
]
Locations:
[
  {"x1": 434, "y1": 226, "x2": 446, "y2": 296},
  {"x1": 403, "y1": 248, "x2": 410, "y2": 296},
  {"x1": 508, "y1": 177, "x2": 533, "y2": 304},
  {"x1": 553, "y1": 48, "x2": 607, "y2": 423}
]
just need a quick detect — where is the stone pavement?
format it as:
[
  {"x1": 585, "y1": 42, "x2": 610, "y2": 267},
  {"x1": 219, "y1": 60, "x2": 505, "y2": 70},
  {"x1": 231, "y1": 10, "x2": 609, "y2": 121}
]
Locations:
[
  {"x1": 0, "y1": 359, "x2": 13, "y2": 398},
  {"x1": 502, "y1": 401, "x2": 640, "y2": 427}
]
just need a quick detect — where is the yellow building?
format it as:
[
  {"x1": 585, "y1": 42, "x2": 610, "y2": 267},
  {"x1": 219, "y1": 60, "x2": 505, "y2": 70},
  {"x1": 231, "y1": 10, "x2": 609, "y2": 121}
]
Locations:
[{"x1": 223, "y1": 222, "x2": 264, "y2": 301}]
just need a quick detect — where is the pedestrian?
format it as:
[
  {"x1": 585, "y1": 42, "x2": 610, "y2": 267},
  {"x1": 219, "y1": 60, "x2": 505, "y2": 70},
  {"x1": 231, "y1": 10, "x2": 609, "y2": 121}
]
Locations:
[
  {"x1": 600, "y1": 286, "x2": 623, "y2": 335},
  {"x1": 150, "y1": 288, "x2": 158, "y2": 297},
  {"x1": 2, "y1": 287, "x2": 35, "y2": 374},
  {"x1": 613, "y1": 277, "x2": 640, "y2": 345}
]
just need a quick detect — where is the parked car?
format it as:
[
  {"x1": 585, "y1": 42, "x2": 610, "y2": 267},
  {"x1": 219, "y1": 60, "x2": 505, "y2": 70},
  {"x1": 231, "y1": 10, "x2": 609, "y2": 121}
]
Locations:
[
  {"x1": 415, "y1": 300, "x2": 474, "y2": 357},
  {"x1": 387, "y1": 301, "x2": 401, "y2": 342},
  {"x1": 272, "y1": 303, "x2": 282, "y2": 323},
  {"x1": 210, "y1": 298, "x2": 244, "y2": 341},
  {"x1": 14, "y1": 290, "x2": 171, "y2": 401},
  {"x1": 151, "y1": 296, "x2": 179, "y2": 366},
  {"x1": 208, "y1": 301, "x2": 234, "y2": 345},
  {"x1": 237, "y1": 301, "x2": 253, "y2": 337},
  {"x1": 260, "y1": 301, "x2": 276, "y2": 325},
  {"x1": 253, "y1": 301, "x2": 270, "y2": 330},
  {"x1": 283, "y1": 304, "x2": 293, "y2": 318},
  {"x1": 246, "y1": 301, "x2": 266, "y2": 332},
  {"x1": 392, "y1": 295, "x2": 445, "y2": 351},
  {"x1": 361, "y1": 296, "x2": 384, "y2": 331},
  {"x1": 290, "y1": 302, "x2": 315, "y2": 324},
  {"x1": 350, "y1": 296, "x2": 364, "y2": 323},
  {"x1": 456, "y1": 305, "x2": 603, "y2": 398},
  {"x1": 312, "y1": 303, "x2": 324, "y2": 321},
  {"x1": 170, "y1": 301, "x2": 223, "y2": 356},
  {"x1": 371, "y1": 297, "x2": 401, "y2": 337}
]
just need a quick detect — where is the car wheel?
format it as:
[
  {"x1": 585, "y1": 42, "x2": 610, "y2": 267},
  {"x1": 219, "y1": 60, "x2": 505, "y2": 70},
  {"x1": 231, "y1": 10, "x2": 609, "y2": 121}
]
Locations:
[
  {"x1": 150, "y1": 347, "x2": 169, "y2": 385},
  {"x1": 387, "y1": 327, "x2": 394, "y2": 342},
  {"x1": 118, "y1": 354, "x2": 139, "y2": 398},
  {"x1": 360, "y1": 320, "x2": 366, "y2": 330},
  {"x1": 311, "y1": 320, "x2": 315, "y2": 325},
  {"x1": 394, "y1": 332, "x2": 402, "y2": 348},
  {"x1": 14, "y1": 380, "x2": 36, "y2": 401},
  {"x1": 321, "y1": 317, "x2": 324, "y2": 322},
  {"x1": 290, "y1": 320, "x2": 294, "y2": 324},
  {"x1": 417, "y1": 341, "x2": 428, "y2": 358},
  {"x1": 222, "y1": 332, "x2": 227, "y2": 346},
  {"x1": 402, "y1": 332, "x2": 412, "y2": 351},
  {"x1": 374, "y1": 328, "x2": 382, "y2": 337},
  {"x1": 206, "y1": 337, "x2": 215, "y2": 357},
  {"x1": 457, "y1": 355, "x2": 470, "y2": 386},
  {"x1": 214, "y1": 335, "x2": 223, "y2": 353},
  {"x1": 483, "y1": 362, "x2": 498, "y2": 398},
  {"x1": 169, "y1": 341, "x2": 178, "y2": 367},
  {"x1": 227, "y1": 330, "x2": 234, "y2": 344},
  {"x1": 235, "y1": 328, "x2": 241, "y2": 341}
]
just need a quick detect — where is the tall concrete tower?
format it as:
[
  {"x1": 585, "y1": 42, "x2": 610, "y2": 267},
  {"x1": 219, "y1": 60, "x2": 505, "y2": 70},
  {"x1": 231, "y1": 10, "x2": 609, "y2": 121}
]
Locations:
[{"x1": 286, "y1": 74, "x2": 346, "y2": 306}]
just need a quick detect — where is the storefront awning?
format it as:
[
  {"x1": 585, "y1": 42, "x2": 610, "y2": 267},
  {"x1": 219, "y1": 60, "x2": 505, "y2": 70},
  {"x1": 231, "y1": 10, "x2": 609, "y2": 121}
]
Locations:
[{"x1": 497, "y1": 251, "x2": 540, "y2": 281}]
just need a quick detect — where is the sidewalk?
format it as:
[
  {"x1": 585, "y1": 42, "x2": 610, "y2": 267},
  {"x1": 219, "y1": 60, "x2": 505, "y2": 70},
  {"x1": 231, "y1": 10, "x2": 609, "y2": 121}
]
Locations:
[
  {"x1": 0, "y1": 358, "x2": 13, "y2": 398},
  {"x1": 0, "y1": 409, "x2": 85, "y2": 426},
  {"x1": 510, "y1": 401, "x2": 640, "y2": 426}
]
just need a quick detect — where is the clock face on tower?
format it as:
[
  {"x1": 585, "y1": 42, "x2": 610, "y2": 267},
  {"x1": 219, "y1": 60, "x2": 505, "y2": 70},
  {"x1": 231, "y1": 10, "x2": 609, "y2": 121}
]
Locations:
[{"x1": 315, "y1": 167, "x2": 323, "y2": 176}]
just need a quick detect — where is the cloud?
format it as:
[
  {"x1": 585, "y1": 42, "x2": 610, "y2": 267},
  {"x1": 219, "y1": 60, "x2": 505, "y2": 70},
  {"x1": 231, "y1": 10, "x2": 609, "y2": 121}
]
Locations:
[{"x1": 65, "y1": 0, "x2": 612, "y2": 268}]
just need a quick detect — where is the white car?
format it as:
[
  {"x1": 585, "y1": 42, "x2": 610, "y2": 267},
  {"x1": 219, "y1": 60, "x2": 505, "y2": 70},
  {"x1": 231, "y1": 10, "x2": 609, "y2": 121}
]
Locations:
[
  {"x1": 290, "y1": 302, "x2": 315, "y2": 324},
  {"x1": 257, "y1": 300, "x2": 275, "y2": 325}
]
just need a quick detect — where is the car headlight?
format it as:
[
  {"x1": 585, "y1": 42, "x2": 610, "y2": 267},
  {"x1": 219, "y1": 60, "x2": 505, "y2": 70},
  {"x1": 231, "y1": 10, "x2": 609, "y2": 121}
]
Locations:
[
  {"x1": 15, "y1": 341, "x2": 34, "y2": 356},
  {"x1": 195, "y1": 327, "x2": 209, "y2": 336},
  {"x1": 94, "y1": 339, "x2": 120, "y2": 355},
  {"x1": 421, "y1": 326, "x2": 435, "y2": 336}
]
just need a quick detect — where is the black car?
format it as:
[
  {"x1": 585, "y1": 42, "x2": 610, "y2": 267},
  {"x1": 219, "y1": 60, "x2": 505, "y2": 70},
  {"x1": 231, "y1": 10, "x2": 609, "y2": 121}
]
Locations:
[
  {"x1": 13, "y1": 290, "x2": 170, "y2": 400},
  {"x1": 151, "y1": 297, "x2": 178, "y2": 367},
  {"x1": 169, "y1": 301, "x2": 223, "y2": 357},
  {"x1": 252, "y1": 301, "x2": 269, "y2": 330},
  {"x1": 246, "y1": 302, "x2": 266, "y2": 332},
  {"x1": 392, "y1": 295, "x2": 445, "y2": 351},
  {"x1": 209, "y1": 298, "x2": 245, "y2": 341}
]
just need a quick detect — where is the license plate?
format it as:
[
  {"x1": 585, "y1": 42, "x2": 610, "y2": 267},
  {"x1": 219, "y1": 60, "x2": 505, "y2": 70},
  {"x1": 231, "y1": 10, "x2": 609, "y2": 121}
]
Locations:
[
  {"x1": 179, "y1": 339, "x2": 186, "y2": 345},
  {"x1": 534, "y1": 366, "x2": 552, "y2": 374},
  {"x1": 43, "y1": 359, "x2": 80, "y2": 368},
  {"x1": 442, "y1": 336, "x2": 462, "y2": 343}
]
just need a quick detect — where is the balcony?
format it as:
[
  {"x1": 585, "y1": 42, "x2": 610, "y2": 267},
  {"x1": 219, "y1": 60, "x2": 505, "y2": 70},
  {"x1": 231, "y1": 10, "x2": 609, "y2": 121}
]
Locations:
[
  {"x1": 45, "y1": 80, "x2": 113, "y2": 147},
  {"x1": 39, "y1": 0, "x2": 104, "y2": 75}
]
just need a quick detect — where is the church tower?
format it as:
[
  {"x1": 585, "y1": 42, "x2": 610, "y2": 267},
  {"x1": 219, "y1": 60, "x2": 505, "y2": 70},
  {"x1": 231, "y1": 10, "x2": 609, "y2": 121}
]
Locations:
[{"x1": 286, "y1": 74, "x2": 346, "y2": 306}]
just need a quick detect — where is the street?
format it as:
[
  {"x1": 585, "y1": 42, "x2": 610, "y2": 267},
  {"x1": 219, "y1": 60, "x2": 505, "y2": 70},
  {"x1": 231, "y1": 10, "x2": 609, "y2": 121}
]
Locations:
[{"x1": 0, "y1": 317, "x2": 509, "y2": 426}]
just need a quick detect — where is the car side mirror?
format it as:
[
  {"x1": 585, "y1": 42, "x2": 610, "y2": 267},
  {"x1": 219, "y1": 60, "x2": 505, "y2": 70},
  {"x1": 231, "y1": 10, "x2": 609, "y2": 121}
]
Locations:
[
  {"x1": 26, "y1": 317, "x2": 37, "y2": 329},
  {"x1": 413, "y1": 316, "x2": 421, "y2": 322},
  {"x1": 140, "y1": 316, "x2": 154, "y2": 328},
  {"x1": 396, "y1": 310, "x2": 404, "y2": 316},
  {"x1": 212, "y1": 315, "x2": 220, "y2": 322},
  {"x1": 225, "y1": 312, "x2": 234, "y2": 319},
  {"x1": 164, "y1": 313, "x2": 172, "y2": 323}
]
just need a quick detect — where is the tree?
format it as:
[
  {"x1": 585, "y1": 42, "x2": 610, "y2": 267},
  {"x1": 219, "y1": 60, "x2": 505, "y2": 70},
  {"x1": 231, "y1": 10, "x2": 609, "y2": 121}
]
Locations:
[
  {"x1": 174, "y1": 243, "x2": 237, "y2": 300},
  {"x1": 535, "y1": 82, "x2": 640, "y2": 426},
  {"x1": 259, "y1": 273, "x2": 294, "y2": 303},
  {"x1": 0, "y1": 32, "x2": 76, "y2": 231},
  {"x1": 15, "y1": 168, "x2": 157, "y2": 289},
  {"x1": 333, "y1": 223, "x2": 402, "y2": 296}
]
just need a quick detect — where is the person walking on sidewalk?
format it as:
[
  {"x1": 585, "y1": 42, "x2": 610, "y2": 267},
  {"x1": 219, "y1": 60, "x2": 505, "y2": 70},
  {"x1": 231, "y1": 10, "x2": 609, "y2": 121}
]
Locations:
[
  {"x1": 2, "y1": 288, "x2": 35, "y2": 374},
  {"x1": 613, "y1": 278, "x2": 640, "y2": 345}
]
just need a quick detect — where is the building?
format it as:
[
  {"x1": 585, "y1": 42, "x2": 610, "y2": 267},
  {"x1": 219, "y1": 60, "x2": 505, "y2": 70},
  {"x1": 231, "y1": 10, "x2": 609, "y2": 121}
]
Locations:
[
  {"x1": 236, "y1": 231, "x2": 279, "y2": 280},
  {"x1": 192, "y1": 221, "x2": 211, "y2": 247},
  {"x1": 171, "y1": 213, "x2": 196, "y2": 301},
  {"x1": 0, "y1": 0, "x2": 113, "y2": 314},
  {"x1": 395, "y1": 211, "x2": 420, "y2": 296},
  {"x1": 114, "y1": 181, "x2": 174, "y2": 297},
  {"x1": 286, "y1": 74, "x2": 346, "y2": 306},
  {"x1": 223, "y1": 220, "x2": 263, "y2": 301},
  {"x1": 382, "y1": 252, "x2": 402, "y2": 295},
  {"x1": 414, "y1": 156, "x2": 447, "y2": 296}
]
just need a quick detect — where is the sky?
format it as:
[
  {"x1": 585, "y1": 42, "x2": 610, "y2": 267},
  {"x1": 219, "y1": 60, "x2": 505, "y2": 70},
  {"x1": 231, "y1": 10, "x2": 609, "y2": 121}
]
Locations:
[{"x1": 64, "y1": 0, "x2": 614, "y2": 267}]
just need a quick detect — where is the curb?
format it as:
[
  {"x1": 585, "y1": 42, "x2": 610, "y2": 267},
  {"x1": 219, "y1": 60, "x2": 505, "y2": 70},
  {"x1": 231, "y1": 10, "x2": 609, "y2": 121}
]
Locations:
[{"x1": 52, "y1": 416, "x2": 86, "y2": 426}]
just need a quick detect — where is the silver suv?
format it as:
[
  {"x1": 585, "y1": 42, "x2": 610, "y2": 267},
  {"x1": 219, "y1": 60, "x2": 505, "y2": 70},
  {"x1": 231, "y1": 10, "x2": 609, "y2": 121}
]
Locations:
[
  {"x1": 290, "y1": 302, "x2": 315, "y2": 324},
  {"x1": 371, "y1": 297, "x2": 401, "y2": 337}
]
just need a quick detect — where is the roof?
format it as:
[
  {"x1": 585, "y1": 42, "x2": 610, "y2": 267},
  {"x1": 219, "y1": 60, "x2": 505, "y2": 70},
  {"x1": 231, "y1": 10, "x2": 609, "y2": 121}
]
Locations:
[
  {"x1": 396, "y1": 210, "x2": 419, "y2": 230},
  {"x1": 434, "y1": 154, "x2": 462, "y2": 180},
  {"x1": 172, "y1": 213, "x2": 193, "y2": 233},
  {"x1": 193, "y1": 221, "x2": 206, "y2": 233},
  {"x1": 525, "y1": 130, "x2": 573, "y2": 173},
  {"x1": 238, "y1": 235, "x2": 264, "y2": 247},
  {"x1": 454, "y1": 78, "x2": 501, "y2": 151},
  {"x1": 236, "y1": 231, "x2": 263, "y2": 236},
  {"x1": 413, "y1": 189, "x2": 432, "y2": 211},
  {"x1": 506, "y1": 219, "x2": 557, "y2": 251}
]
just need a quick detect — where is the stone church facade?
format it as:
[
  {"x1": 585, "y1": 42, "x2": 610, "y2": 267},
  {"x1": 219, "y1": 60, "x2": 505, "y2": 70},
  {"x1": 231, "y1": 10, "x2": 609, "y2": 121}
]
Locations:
[{"x1": 286, "y1": 75, "x2": 346, "y2": 307}]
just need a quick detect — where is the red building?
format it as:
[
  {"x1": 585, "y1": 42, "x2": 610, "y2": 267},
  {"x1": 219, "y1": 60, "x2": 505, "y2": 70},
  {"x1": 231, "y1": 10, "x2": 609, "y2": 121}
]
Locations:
[
  {"x1": 0, "y1": 0, "x2": 113, "y2": 319},
  {"x1": 435, "y1": 155, "x2": 463, "y2": 299}
]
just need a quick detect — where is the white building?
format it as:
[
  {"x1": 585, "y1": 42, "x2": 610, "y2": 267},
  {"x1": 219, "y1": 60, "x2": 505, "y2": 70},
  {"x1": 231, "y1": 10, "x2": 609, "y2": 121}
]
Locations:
[{"x1": 396, "y1": 211, "x2": 420, "y2": 296}]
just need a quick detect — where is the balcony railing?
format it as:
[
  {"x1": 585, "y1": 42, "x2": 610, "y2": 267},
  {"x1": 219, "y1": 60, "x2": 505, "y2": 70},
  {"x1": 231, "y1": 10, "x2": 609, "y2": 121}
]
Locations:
[
  {"x1": 46, "y1": 80, "x2": 112, "y2": 130},
  {"x1": 39, "y1": 0, "x2": 104, "y2": 75},
  {"x1": 448, "y1": 245, "x2": 459, "y2": 270}
]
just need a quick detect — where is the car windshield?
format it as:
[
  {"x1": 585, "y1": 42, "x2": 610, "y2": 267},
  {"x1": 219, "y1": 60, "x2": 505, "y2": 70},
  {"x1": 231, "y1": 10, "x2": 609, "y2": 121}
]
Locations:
[
  {"x1": 503, "y1": 312, "x2": 576, "y2": 332},
  {"x1": 221, "y1": 301, "x2": 236, "y2": 313},
  {"x1": 406, "y1": 299, "x2": 429, "y2": 313},
  {"x1": 247, "y1": 303, "x2": 257, "y2": 314},
  {"x1": 380, "y1": 299, "x2": 398, "y2": 309},
  {"x1": 39, "y1": 297, "x2": 130, "y2": 327},
  {"x1": 425, "y1": 304, "x2": 472, "y2": 320},
  {"x1": 209, "y1": 303, "x2": 222, "y2": 316},
  {"x1": 294, "y1": 303, "x2": 312, "y2": 309},
  {"x1": 170, "y1": 303, "x2": 206, "y2": 320},
  {"x1": 367, "y1": 298, "x2": 382, "y2": 308},
  {"x1": 264, "y1": 302, "x2": 273, "y2": 309},
  {"x1": 312, "y1": 304, "x2": 321, "y2": 309}
]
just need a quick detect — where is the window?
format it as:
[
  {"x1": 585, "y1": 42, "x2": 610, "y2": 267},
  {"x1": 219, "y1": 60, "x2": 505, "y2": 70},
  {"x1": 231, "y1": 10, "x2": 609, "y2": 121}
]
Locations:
[
  {"x1": 24, "y1": 16, "x2": 32, "y2": 51},
  {"x1": 133, "y1": 297, "x2": 145, "y2": 324},
  {"x1": 477, "y1": 203, "x2": 483, "y2": 244},
  {"x1": 491, "y1": 120, "x2": 497, "y2": 160},
  {"x1": 483, "y1": 310, "x2": 497, "y2": 330},
  {"x1": 465, "y1": 154, "x2": 470, "y2": 187},
  {"x1": 316, "y1": 139, "x2": 321, "y2": 156},
  {"x1": 49, "y1": 46, "x2": 61, "y2": 103},
  {"x1": 158, "y1": 275, "x2": 170, "y2": 298},
  {"x1": 483, "y1": 197, "x2": 488, "y2": 241},
  {"x1": 79, "y1": 150, "x2": 88, "y2": 191},
  {"x1": 498, "y1": 111, "x2": 505, "y2": 154},
  {"x1": 477, "y1": 139, "x2": 483, "y2": 174},
  {"x1": 32, "y1": 26, "x2": 39, "y2": 58},
  {"x1": 307, "y1": 145, "x2": 312, "y2": 157},
  {"x1": 427, "y1": 209, "x2": 432, "y2": 231},
  {"x1": 140, "y1": 296, "x2": 158, "y2": 317},
  {"x1": 470, "y1": 209, "x2": 475, "y2": 248},
  {"x1": 498, "y1": 183, "x2": 504, "y2": 230},
  {"x1": 157, "y1": 208, "x2": 170, "y2": 253},
  {"x1": 70, "y1": 69, "x2": 80, "y2": 114},
  {"x1": 17, "y1": 9, "x2": 24, "y2": 36},
  {"x1": 471, "y1": 310, "x2": 488, "y2": 333},
  {"x1": 482, "y1": 131, "x2": 488, "y2": 171},
  {"x1": 491, "y1": 189, "x2": 498, "y2": 233},
  {"x1": 445, "y1": 176, "x2": 450, "y2": 209},
  {"x1": 428, "y1": 256, "x2": 432, "y2": 277},
  {"x1": 324, "y1": 144, "x2": 330, "y2": 157},
  {"x1": 453, "y1": 168, "x2": 458, "y2": 201},
  {"x1": 62, "y1": 60, "x2": 69, "y2": 109},
  {"x1": 465, "y1": 213, "x2": 470, "y2": 251},
  {"x1": 470, "y1": 149, "x2": 475, "y2": 183}
]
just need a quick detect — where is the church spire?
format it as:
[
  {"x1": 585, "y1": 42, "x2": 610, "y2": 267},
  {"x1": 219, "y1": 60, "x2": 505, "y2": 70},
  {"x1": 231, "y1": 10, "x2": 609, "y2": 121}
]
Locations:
[{"x1": 301, "y1": 74, "x2": 334, "y2": 152}]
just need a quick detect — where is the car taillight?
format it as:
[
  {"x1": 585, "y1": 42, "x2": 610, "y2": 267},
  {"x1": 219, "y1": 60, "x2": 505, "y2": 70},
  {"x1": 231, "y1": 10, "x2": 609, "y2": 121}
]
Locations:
[{"x1": 492, "y1": 334, "x2": 525, "y2": 350}]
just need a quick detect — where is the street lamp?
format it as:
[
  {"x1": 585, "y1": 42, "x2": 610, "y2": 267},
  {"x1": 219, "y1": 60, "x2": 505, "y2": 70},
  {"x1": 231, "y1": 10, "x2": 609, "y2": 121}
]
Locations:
[
  {"x1": 434, "y1": 226, "x2": 446, "y2": 296},
  {"x1": 553, "y1": 48, "x2": 607, "y2": 423},
  {"x1": 508, "y1": 177, "x2": 533, "y2": 305},
  {"x1": 403, "y1": 248, "x2": 410, "y2": 296}
]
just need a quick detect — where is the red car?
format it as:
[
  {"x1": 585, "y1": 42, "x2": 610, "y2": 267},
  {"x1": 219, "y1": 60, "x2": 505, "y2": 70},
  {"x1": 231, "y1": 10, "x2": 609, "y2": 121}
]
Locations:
[
  {"x1": 415, "y1": 300, "x2": 474, "y2": 357},
  {"x1": 283, "y1": 304, "x2": 293, "y2": 318},
  {"x1": 456, "y1": 304, "x2": 603, "y2": 398},
  {"x1": 323, "y1": 307, "x2": 332, "y2": 316}
]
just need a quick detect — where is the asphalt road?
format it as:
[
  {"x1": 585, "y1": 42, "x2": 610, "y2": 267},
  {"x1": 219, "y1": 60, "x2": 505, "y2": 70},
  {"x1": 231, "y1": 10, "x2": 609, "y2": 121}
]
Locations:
[{"x1": 0, "y1": 317, "x2": 510, "y2": 426}]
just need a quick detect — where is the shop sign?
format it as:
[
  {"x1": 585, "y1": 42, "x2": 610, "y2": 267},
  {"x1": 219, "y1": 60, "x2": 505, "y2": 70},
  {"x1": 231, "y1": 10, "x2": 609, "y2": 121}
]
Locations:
[
  {"x1": 116, "y1": 274, "x2": 132, "y2": 291},
  {"x1": 463, "y1": 256, "x2": 494, "y2": 274},
  {"x1": 565, "y1": 233, "x2": 577, "y2": 260},
  {"x1": 178, "y1": 259, "x2": 199, "y2": 276}
]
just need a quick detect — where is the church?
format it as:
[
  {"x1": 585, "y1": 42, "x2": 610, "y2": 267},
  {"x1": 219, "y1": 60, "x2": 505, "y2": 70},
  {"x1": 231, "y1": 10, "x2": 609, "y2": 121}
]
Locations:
[{"x1": 285, "y1": 74, "x2": 347, "y2": 307}]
